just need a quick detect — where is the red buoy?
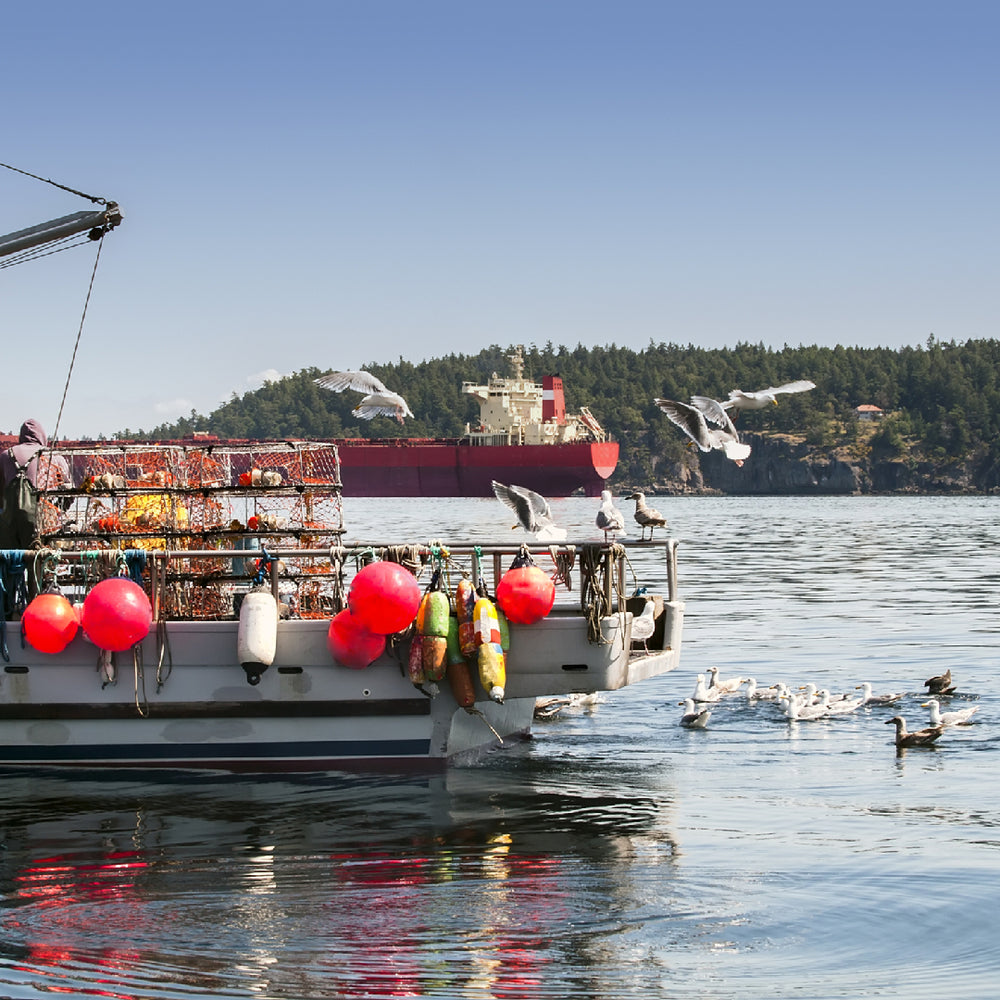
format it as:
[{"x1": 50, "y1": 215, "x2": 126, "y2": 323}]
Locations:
[
  {"x1": 81, "y1": 578, "x2": 153, "y2": 652},
  {"x1": 347, "y1": 561, "x2": 421, "y2": 635},
  {"x1": 327, "y1": 608, "x2": 386, "y2": 668},
  {"x1": 22, "y1": 593, "x2": 79, "y2": 654},
  {"x1": 496, "y1": 565, "x2": 556, "y2": 625}
]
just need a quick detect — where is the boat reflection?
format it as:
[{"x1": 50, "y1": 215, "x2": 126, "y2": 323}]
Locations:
[{"x1": 0, "y1": 761, "x2": 677, "y2": 999}]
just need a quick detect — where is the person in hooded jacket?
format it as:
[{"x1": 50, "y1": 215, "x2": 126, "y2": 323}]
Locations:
[{"x1": 0, "y1": 420, "x2": 71, "y2": 603}]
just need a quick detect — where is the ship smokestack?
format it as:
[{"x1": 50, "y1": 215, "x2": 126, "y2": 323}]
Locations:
[{"x1": 542, "y1": 376, "x2": 566, "y2": 424}]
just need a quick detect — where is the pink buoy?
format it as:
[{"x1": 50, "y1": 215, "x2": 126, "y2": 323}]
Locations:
[
  {"x1": 496, "y1": 565, "x2": 556, "y2": 625},
  {"x1": 347, "y1": 561, "x2": 421, "y2": 635},
  {"x1": 22, "y1": 593, "x2": 80, "y2": 654},
  {"x1": 81, "y1": 578, "x2": 153, "y2": 652},
  {"x1": 327, "y1": 608, "x2": 386, "y2": 669}
]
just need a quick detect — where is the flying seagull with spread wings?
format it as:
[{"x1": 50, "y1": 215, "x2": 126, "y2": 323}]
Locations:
[
  {"x1": 492, "y1": 481, "x2": 567, "y2": 542},
  {"x1": 655, "y1": 397, "x2": 752, "y2": 466},
  {"x1": 315, "y1": 370, "x2": 414, "y2": 424},
  {"x1": 722, "y1": 380, "x2": 816, "y2": 412}
]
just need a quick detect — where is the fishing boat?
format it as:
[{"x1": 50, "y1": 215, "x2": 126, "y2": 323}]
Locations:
[
  {"x1": 0, "y1": 440, "x2": 683, "y2": 773},
  {"x1": 0, "y1": 185, "x2": 679, "y2": 774}
]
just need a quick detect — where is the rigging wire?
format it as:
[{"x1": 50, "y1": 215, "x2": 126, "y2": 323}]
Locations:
[
  {"x1": 51, "y1": 236, "x2": 105, "y2": 442},
  {"x1": 0, "y1": 161, "x2": 108, "y2": 204}
]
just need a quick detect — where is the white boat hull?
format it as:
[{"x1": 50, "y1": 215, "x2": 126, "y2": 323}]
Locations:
[{"x1": 0, "y1": 603, "x2": 682, "y2": 772}]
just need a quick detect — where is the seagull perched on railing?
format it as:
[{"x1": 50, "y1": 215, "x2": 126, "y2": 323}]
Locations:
[
  {"x1": 492, "y1": 481, "x2": 567, "y2": 542},
  {"x1": 595, "y1": 490, "x2": 626, "y2": 540},
  {"x1": 722, "y1": 380, "x2": 816, "y2": 412},
  {"x1": 628, "y1": 492, "x2": 666, "y2": 541},
  {"x1": 315, "y1": 370, "x2": 414, "y2": 424}
]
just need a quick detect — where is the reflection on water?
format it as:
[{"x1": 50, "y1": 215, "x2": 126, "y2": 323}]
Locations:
[
  {"x1": 0, "y1": 763, "x2": 679, "y2": 999},
  {"x1": 1, "y1": 496, "x2": 999, "y2": 999}
]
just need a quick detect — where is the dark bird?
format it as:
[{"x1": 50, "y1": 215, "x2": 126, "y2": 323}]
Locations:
[
  {"x1": 628, "y1": 492, "x2": 667, "y2": 541},
  {"x1": 315, "y1": 370, "x2": 414, "y2": 424},
  {"x1": 595, "y1": 489, "x2": 626, "y2": 540},
  {"x1": 722, "y1": 380, "x2": 817, "y2": 413},
  {"x1": 884, "y1": 716, "x2": 944, "y2": 748},
  {"x1": 655, "y1": 397, "x2": 751, "y2": 465},
  {"x1": 492, "y1": 481, "x2": 567, "y2": 542},
  {"x1": 923, "y1": 669, "x2": 956, "y2": 695}
]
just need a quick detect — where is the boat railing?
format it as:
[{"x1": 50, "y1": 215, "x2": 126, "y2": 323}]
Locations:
[{"x1": 22, "y1": 538, "x2": 679, "y2": 623}]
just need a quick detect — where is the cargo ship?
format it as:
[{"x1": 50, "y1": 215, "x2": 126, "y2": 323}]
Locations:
[{"x1": 334, "y1": 348, "x2": 618, "y2": 497}]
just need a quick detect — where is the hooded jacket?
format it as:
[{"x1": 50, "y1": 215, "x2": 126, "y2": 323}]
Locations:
[{"x1": 0, "y1": 419, "x2": 70, "y2": 489}]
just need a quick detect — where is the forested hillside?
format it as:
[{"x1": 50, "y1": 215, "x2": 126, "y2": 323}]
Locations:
[{"x1": 123, "y1": 338, "x2": 1000, "y2": 492}]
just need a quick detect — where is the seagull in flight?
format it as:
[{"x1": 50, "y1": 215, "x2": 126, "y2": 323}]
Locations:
[
  {"x1": 315, "y1": 370, "x2": 414, "y2": 424},
  {"x1": 722, "y1": 380, "x2": 816, "y2": 412},
  {"x1": 492, "y1": 481, "x2": 567, "y2": 542},
  {"x1": 655, "y1": 397, "x2": 752, "y2": 465}
]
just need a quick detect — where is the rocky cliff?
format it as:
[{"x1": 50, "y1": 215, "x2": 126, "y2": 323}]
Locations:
[{"x1": 644, "y1": 433, "x2": 984, "y2": 495}]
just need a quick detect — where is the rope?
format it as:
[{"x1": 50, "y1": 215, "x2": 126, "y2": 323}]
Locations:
[
  {"x1": 0, "y1": 161, "x2": 108, "y2": 204},
  {"x1": 52, "y1": 236, "x2": 104, "y2": 441}
]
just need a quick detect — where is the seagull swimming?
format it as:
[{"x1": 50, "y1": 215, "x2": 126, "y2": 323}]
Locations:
[
  {"x1": 315, "y1": 370, "x2": 415, "y2": 424},
  {"x1": 855, "y1": 682, "x2": 904, "y2": 706},
  {"x1": 628, "y1": 492, "x2": 667, "y2": 541},
  {"x1": 595, "y1": 490, "x2": 626, "y2": 540},
  {"x1": 707, "y1": 665, "x2": 745, "y2": 695},
  {"x1": 745, "y1": 678, "x2": 780, "y2": 701},
  {"x1": 678, "y1": 698, "x2": 712, "y2": 729},
  {"x1": 655, "y1": 397, "x2": 751, "y2": 465},
  {"x1": 921, "y1": 698, "x2": 978, "y2": 727},
  {"x1": 923, "y1": 669, "x2": 956, "y2": 695},
  {"x1": 491, "y1": 481, "x2": 567, "y2": 542},
  {"x1": 722, "y1": 381, "x2": 817, "y2": 413},
  {"x1": 692, "y1": 673, "x2": 723, "y2": 703},
  {"x1": 885, "y1": 716, "x2": 944, "y2": 748}
]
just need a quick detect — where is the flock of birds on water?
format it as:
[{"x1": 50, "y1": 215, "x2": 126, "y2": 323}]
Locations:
[{"x1": 674, "y1": 665, "x2": 979, "y2": 750}]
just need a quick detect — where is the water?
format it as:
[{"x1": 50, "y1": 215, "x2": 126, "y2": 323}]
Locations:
[{"x1": 1, "y1": 495, "x2": 997, "y2": 999}]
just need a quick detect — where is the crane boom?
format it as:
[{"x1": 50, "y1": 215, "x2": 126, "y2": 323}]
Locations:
[{"x1": 0, "y1": 202, "x2": 123, "y2": 259}]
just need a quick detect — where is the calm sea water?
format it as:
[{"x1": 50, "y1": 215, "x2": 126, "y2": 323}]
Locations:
[{"x1": 1, "y1": 495, "x2": 997, "y2": 999}]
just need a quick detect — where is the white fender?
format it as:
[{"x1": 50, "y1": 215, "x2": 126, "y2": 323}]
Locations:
[{"x1": 238, "y1": 589, "x2": 278, "y2": 684}]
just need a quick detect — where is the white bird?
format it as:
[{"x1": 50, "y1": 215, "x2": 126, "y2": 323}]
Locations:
[
  {"x1": 815, "y1": 689, "x2": 864, "y2": 714},
  {"x1": 678, "y1": 698, "x2": 712, "y2": 729},
  {"x1": 492, "y1": 481, "x2": 567, "y2": 542},
  {"x1": 722, "y1": 380, "x2": 817, "y2": 412},
  {"x1": 855, "y1": 682, "x2": 904, "y2": 706},
  {"x1": 780, "y1": 693, "x2": 829, "y2": 721},
  {"x1": 315, "y1": 370, "x2": 415, "y2": 424},
  {"x1": 595, "y1": 490, "x2": 626, "y2": 540},
  {"x1": 921, "y1": 698, "x2": 979, "y2": 727},
  {"x1": 692, "y1": 673, "x2": 722, "y2": 703},
  {"x1": 884, "y1": 716, "x2": 944, "y2": 748},
  {"x1": 745, "y1": 678, "x2": 780, "y2": 701},
  {"x1": 707, "y1": 665, "x2": 745, "y2": 695},
  {"x1": 628, "y1": 492, "x2": 667, "y2": 541},
  {"x1": 655, "y1": 397, "x2": 751, "y2": 465},
  {"x1": 630, "y1": 599, "x2": 656, "y2": 646}
]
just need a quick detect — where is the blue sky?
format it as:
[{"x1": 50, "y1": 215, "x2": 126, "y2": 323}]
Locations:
[{"x1": 3, "y1": 1, "x2": 997, "y2": 439}]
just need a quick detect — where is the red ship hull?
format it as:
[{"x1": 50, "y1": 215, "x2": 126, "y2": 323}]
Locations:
[{"x1": 334, "y1": 439, "x2": 619, "y2": 497}]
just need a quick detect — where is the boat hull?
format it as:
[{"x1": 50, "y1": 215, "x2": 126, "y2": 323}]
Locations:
[
  {"x1": 334, "y1": 439, "x2": 619, "y2": 497},
  {"x1": 0, "y1": 605, "x2": 681, "y2": 773}
]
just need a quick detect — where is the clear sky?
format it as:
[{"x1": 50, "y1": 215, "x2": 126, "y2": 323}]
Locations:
[{"x1": 2, "y1": 1, "x2": 997, "y2": 439}]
